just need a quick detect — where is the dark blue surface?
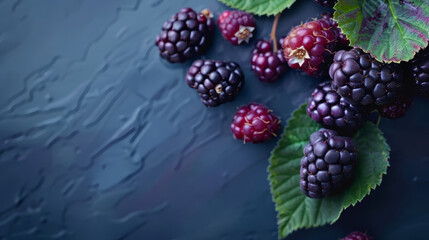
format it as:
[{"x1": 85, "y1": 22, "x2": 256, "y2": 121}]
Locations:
[{"x1": 0, "y1": 0, "x2": 428, "y2": 239}]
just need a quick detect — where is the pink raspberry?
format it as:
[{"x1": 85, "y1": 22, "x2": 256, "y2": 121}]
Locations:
[
  {"x1": 231, "y1": 103, "x2": 281, "y2": 143},
  {"x1": 218, "y1": 10, "x2": 256, "y2": 45}
]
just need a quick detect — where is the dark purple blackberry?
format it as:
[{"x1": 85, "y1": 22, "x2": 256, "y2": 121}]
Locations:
[
  {"x1": 378, "y1": 91, "x2": 413, "y2": 119},
  {"x1": 330, "y1": 48, "x2": 403, "y2": 106},
  {"x1": 155, "y1": 7, "x2": 215, "y2": 63},
  {"x1": 251, "y1": 39, "x2": 288, "y2": 83},
  {"x1": 341, "y1": 231, "x2": 372, "y2": 240},
  {"x1": 300, "y1": 129, "x2": 357, "y2": 199},
  {"x1": 314, "y1": 0, "x2": 337, "y2": 7},
  {"x1": 320, "y1": 12, "x2": 350, "y2": 50},
  {"x1": 307, "y1": 82, "x2": 367, "y2": 136},
  {"x1": 186, "y1": 59, "x2": 244, "y2": 107},
  {"x1": 410, "y1": 48, "x2": 429, "y2": 96}
]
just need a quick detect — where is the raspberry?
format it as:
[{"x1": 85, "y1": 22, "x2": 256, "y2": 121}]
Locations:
[
  {"x1": 282, "y1": 19, "x2": 336, "y2": 77},
  {"x1": 218, "y1": 10, "x2": 256, "y2": 45},
  {"x1": 186, "y1": 59, "x2": 244, "y2": 107},
  {"x1": 314, "y1": 0, "x2": 337, "y2": 7},
  {"x1": 300, "y1": 129, "x2": 357, "y2": 198},
  {"x1": 409, "y1": 48, "x2": 429, "y2": 96},
  {"x1": 320, "y1": 12, "x2": 350, "y2": 50},
  {"x1": 341, "y1": 231, "x2": 372, "y2": 240},
  {"x1": 378, "y1": 91, "x2": 413, "y2": 119},
  {"x1": 330, "y1": 48, "x2": 404, "y2": 106},
  {"x1": 155, "y1": 7, "x2": 215, "y2": 63},
  {"x1": 307, "y1": 82, "x2": 367, "y2": 136},
  {"x1": 251, "y1": 39, "x2": 288, "y2": 82},
  {"x1": 231, "y1": 103, "x2": 281, "y2": 143}
]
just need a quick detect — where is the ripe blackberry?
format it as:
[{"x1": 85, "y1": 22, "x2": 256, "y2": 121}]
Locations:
[
  {"x1": 307, "y1": 82, "x2": 367, "y2": 135},
  {"x1": 320, "y1": 12, "x2": 350, "y2": 50},
  {"x1": 155, "y1": 7, "x2": 215, "y2": 63},
  {"x1": 409, "y1": 48, "x2": 429, "y2": 96},
  {"x1": 231, "y1": 103, "x2": 281, "y2": 143},
  {"x1": 186, "y1": 59, "x2": 244, "y2": 107},
  {"x1": 300, "y1": 129, "x2": 357, "y2": 199},
  {"x1": 282, "y1": 19, "x2": 336, "y2": 77},
  {"x1": 251, "y1": 39, "x2": 288, "y2": 82},
  {"x1": 330, "y1": 48, "x2": 403, "y2": 106},
  {"x1": 218, "y1": 10, "x2": 256, "y2": 45},
  {"x1": 341, "y1": 231, "x2": 372, "y2": 240},
  {"x1": 314, "y1": 0, "x2": 337, "y2": 7},
  {"x1": 378, "y1": 92, "x2": 413, "y2": 119}
]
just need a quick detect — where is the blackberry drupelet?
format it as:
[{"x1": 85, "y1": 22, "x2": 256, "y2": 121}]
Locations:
[
  {"x1": 251, "y1": 39, "x2": 288, "y2": 82},
  {"x1": 218, "y1": 10, "x2": 256, "y2": 45},
  {"x1": 155, "y1": 7, "x2": 215, "y2": 63},
  {"x1": 186, "y1": 59, "x2": 244, "y2": 107},
  {"x1": 330, "y1": 48, "x2": 403, "y2": 106},
  {"x1": 341, "y1": 231, "x2": 372, "y2": 240},
  {"x1": 282, "y1": 18, "x2": 336, "y2": 77},
  {"x1": 410, "y1": 48, "x2": 429, "y2": 96},
  {"x1": 307, "y1": 82, "x2": 367, "y2": 136},
  {"x1": 300, "y1": 129, "x2": 358, "y2": 199},
  {"x1": 230, "y1": 103, "x2": 281, "y2": 143}
]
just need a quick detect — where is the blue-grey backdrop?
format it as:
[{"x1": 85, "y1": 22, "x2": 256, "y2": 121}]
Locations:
[{"x1": 0, "y1": 0, "x2": 428, "y2": 239}]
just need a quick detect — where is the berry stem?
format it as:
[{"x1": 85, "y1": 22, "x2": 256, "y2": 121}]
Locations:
[
  {"x1": 270, "y1": 12, "x2": 281, "y2": 52},
  {"x1": 376, "y1": 113, "x2": 381, "y2": 128}
]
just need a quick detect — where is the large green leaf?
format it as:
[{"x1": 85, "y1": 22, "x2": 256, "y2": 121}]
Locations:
[
  {"x1": 268, "y1": 104, "x2": 390, "y2": 239},
  {"x1": 334, "y1": 0, "x2": 429, "y2": 63},
  {"x1": 218, "y1": 0, "x2": 296, "y2": 16}
]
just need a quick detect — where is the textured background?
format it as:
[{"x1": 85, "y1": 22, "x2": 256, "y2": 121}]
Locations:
[{"x1": 0, "y1": 0, "x2": 428, "y2": 239}]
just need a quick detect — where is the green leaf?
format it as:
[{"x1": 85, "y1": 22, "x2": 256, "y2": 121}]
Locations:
[
  {"x1": 268, "y1": 104, "x2": 390, "y2": 239},
  {"x1": 218, "y1": 0, "x2": 296, "y2": 16},
  {"x1": 334, "y1": 0, "x2": 429, "y2": 63}
]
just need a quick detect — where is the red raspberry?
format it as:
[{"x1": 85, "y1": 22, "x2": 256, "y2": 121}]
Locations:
[
  {"x1": 282, "y1": 19, "x2": 336, "y2": 77},
  {"x1": 231, "y1": 103, "x2": 281, "y2": 143},
  {"x1": 218, "y1": 10, "x2": 256, "y2": 45},
  {"x1": 341, "y1": 231, "x2": 372, "y2": 240},
  {"x1": 251, "y1": 39, "x2": 288, "y2": 82}
]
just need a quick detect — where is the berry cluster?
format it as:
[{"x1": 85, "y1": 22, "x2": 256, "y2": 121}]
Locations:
[
  {"x1": 156, "y1": 7, "x2": 282, "y2": 144},
  {"x1": 154, "y1": 4, "x2": 429, "y2": 237}
]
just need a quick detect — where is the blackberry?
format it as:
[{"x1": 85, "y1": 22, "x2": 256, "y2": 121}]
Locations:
[
  {"x1": 155, "y1": 7, "x2": 215, "y2": 63},
  {"x1": 314, "y1": 0, "x2": 337, "y2": 7},
  {"x1": 330, "y1": 48, "x2": 403, "y2": 106},
  {"x1": 231, "y1": 103, "x2": 281, "y2": 143},
  {"x1": 186, "y1": 59, "x2": 244, "y2": 107},
  {"x1": 410, "y1": 48, "x2": 429, "y2": 96},
  {"x1": 282, "y1": 19, "x2": 336, "y2": 77},
  {"x1": 251, "y1": 39, "x2": 288, "y2": 82},
  {"x1": 307, "y1": 82, "x2": 367, "y2": 136},
  {"x1": 300, "y1": 129, "x2": 357, "y2": 199},
  {"x1": 341, "y1": 231, "x2": 372, "y2": 240},
  {"x1": 218, "y1": 10, "x2": 256, "y2": 45},
  {"x1": 320, "y1": 12, "x2": 350, "y2": 50},
  {"x1": 378, "y1": 91, "x2": 413, "y2": 119}
]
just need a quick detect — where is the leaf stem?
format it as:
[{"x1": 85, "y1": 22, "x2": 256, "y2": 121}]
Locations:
[{"x1": 270, "y1": 12, "x2": 281, "y2": 52}]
